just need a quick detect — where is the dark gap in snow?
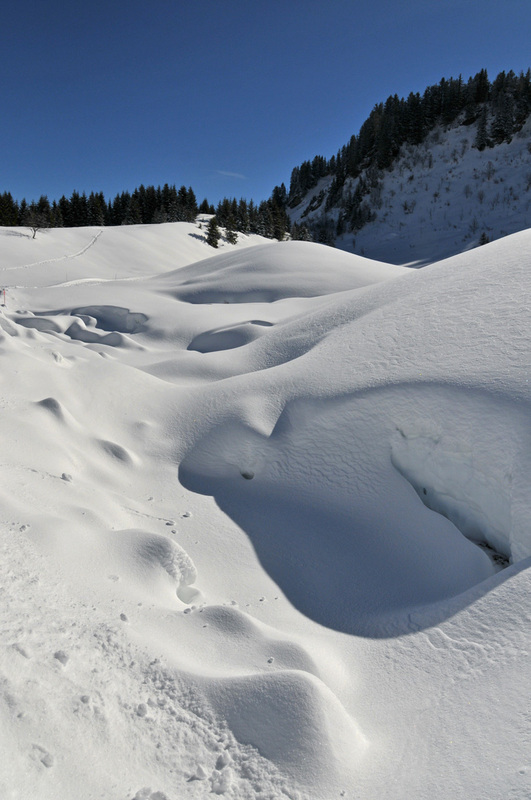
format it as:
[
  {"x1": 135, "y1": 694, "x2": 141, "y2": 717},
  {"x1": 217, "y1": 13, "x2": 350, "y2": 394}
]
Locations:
[{"x1": 412, "y1": 484, "x2": 511, "y2": 571}]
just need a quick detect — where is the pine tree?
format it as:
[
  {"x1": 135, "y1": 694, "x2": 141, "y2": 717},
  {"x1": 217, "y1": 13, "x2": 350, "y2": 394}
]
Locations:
[
  {"x1": 88, "y1": 192, "x2": 106, "y2": 225},
  {"x1": 18, "y1": 199, "x2": 27, "y2": 225},
  {"x1": 237, "y1": 198, "x2": 250, "y2": 233},
  {"x1": 185, "y1": 187, "x2": 198, "y2": 220},
  {"x1": 50, "y1": 200, "x2": 64, "y2": 228},
  {"x1": 0, "y1": 192, "x2": 19, "y2": 226},
  {"x1": 490, "y1": 93, "x2": 514, "y2": 144},
  {"x1": 152, "y1": 208, "x2": 168, "y2": 224},
  {"x1": 474, "y1": 106, "x2": 489, "y2": 150},
  {"x1": 474, "y1": 68, "x2": 490, "y2": 103},
  {"x1": 206, "y1": 216, "x2": 220, "y2": 248},
  {"x1": 58, "y1": 195, "x2": 71, "y2": 226},
  {"x1": 69, "y1": 191, "x2": 90, "y2": 226},
  {"x1": 225, "y1": 221, "x2": 238, "y2": 245},
  {"x1": 123, "y1": 195, "x2": 142, "y2": 225},
  {"x1": 142, "y1": 185, "x2": 158, "y2": 223},
  {"x1": 256, "y1": 202, "x2": 274, "y2": 238}
]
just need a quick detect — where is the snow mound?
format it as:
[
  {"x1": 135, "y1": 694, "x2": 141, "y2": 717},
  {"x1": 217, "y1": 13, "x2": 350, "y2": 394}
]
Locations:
[
  {"x1": 180, "y1": 603, "x2": 319, "y2": 676},
  {"x1": 204, "y1": 669, "x2": 367, "y2": 791},
  {"x1": 97, "y1": 439, "x2": 136, "y2": 465},
  {"x1": 35, "y1": 396, "x2": 68, "y2": 422},
  {"x1": 111, "y1": 530, "x2": 199, "y2": 603},
  {"x1": 155, "y1": 240, "x2": 406, "y2": 303}
]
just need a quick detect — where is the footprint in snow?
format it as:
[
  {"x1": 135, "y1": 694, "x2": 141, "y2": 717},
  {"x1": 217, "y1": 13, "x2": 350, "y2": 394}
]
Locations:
[
  {"x1": 54, "y1": 650, "x2": 69, "y2": 666},
  {"x1": 12, "y1": 643, "x2": 31, "y2": 659},
  {"x1": 31, "y1": 744, "x2": 54, "y2": 768},
  {"x1": 132, "y1": 789, "x2": 169, "y2": 800}
]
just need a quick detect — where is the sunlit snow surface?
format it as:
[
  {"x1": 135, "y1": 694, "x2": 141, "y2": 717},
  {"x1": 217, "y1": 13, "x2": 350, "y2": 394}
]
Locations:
[{"x1": 0, "y1": 222, "x2": 530, "y2": 799}]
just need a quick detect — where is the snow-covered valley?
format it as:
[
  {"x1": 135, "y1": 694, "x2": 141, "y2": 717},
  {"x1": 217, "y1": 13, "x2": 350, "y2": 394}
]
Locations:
[{"x1": 0, "y1": 221, "x2": 530, "y2": 799}]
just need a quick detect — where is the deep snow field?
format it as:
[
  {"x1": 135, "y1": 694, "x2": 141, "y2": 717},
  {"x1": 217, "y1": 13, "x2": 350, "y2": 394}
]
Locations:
[{"x1": 0, "y1": 220, "x2": 530, "y2": 800}]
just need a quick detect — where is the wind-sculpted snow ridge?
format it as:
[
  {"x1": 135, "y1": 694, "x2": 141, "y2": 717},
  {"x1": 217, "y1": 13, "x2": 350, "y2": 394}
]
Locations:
[
  {"x1": 154, "y1": 240, "x2": 407, "y2": 303},
  {"x1": 1, "y1": 225, "x2": 531, "y2": 799}
]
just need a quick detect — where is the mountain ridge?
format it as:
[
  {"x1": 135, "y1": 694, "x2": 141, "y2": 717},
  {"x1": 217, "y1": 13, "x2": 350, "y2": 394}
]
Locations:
[{"x1": 283, "y1": 68, "x2": 531, "y2": 263}]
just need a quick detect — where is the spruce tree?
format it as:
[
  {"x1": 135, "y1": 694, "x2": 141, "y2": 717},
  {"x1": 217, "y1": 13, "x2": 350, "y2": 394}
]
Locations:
[
  {"x1": 206, "y1": 216, "x2": 220, "y2": 248},
  {"x1": 124, "y1": 195, "x2": 142, "y2": 225},
  {"x1": 50, "y1": 200, "x2": 64, "y2": 228},
  {"x1": 225, "y1": 222, "x2": 238, "y2": 245},
  {"x1": 474, "y1": 106, "x2": 489, "y2": 150},
  {"x1": 0, "y1": 192, "x2": 19, "y2": 226}
]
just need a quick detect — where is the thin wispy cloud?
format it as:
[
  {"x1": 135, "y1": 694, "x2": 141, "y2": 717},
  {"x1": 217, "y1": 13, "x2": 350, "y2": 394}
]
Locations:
[{"x1": 217, "y1": 170, "x2": 247, "y2": 180}]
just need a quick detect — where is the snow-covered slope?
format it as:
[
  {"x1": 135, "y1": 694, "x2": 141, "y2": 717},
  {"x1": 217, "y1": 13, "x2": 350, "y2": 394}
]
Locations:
[
  {"x1": 0, "y1": 216, "x2": 266, "y2": 286},
  {"x1": 1, "y1": 223, "x2": 530, "y2": 800},
  {"x1": 290, "y1": 116, "x2": 531, "y2": 265}
]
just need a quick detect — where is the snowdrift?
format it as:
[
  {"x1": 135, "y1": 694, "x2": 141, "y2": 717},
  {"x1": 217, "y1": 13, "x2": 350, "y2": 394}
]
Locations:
[{"x1": 0, "y1": 222, "x2": 530, "y2": 800}]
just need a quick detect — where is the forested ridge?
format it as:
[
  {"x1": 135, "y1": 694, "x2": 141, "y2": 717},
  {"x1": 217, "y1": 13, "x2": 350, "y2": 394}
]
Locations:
[
  {"x1": 0, "y1": 181, "x2": 290, "y2": 244},
  {"x1": 281, "y1": 68, "x2": 531, "y2": 242},
  {"x1": 1, "y1": 69, "x2": 529, "y2": 247}
]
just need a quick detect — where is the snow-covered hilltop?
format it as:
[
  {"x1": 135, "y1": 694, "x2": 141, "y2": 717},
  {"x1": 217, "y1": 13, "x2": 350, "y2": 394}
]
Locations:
[
  {"x1": 0, "y1": 222, "x2": 530, "y2": 799},
  {"x1": 287, "y1": 69, "x2": 531, "y2": 264}
]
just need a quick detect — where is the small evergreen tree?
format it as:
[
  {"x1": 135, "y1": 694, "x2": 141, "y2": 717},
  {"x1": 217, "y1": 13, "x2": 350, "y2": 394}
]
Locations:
[
  {"x1": 474, "y1": 106, "x2": 489, "y2": 151},
  {"x1": 206, "y1": 216, "x2": 221, "y2": 248},
  {"x1": 0, "y1": 192, "x2": 19, "y2": 226},
  {"x1": 225, "y1": 224, "x2": 238, "y2": 245},
  {"x1": 224, "y1": 210, "x2": 238, "y2": 244},
  {"x1": 123, "y1": 195, "x2": 142, "y2": 225},
  {"x1": 50, "y1": 200, "x2": 64, "y2": 228},
  {"x1": 237, "y1": 198, "x2": 250, "y2": 233}
]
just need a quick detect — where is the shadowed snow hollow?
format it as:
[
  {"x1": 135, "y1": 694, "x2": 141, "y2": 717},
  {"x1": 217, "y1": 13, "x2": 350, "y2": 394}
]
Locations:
[
  {"x1": 180, "y1": 392, "x2": 496, "y2": 635},
  {"x1": 180, "y1": 231, "x2": 531, "y2": 635}
]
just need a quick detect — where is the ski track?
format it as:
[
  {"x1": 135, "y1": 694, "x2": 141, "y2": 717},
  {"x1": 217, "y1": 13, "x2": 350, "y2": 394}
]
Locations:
[{"x1": 1, "y1": 229, "x2": 104, "y2": 276}]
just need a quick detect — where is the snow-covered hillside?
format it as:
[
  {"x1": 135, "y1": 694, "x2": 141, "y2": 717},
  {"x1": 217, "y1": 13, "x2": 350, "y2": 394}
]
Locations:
[
  {"x1": 1, "y1": 222, "x2": 530, "y2": 800},
  {"x1": 290, "y1": 116, "x2": 531, "y2": 265}
]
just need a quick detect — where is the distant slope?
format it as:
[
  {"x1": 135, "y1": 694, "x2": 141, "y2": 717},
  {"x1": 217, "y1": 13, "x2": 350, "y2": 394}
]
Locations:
[
  {"x1": 293, "y1": 117, "x2": 531, "y2": 265},
  {"x1": 0, "y1": 216, "x2": 268, "y2": 288},
  {"x1": 286, "y1": 69, "x2": 531, "y2": 264}
]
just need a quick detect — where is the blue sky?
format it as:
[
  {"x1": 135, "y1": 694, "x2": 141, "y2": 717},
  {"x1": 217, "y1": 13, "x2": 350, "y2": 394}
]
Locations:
[{"x1": 2, "y1": 0, "x2": 530, "y2": 207}]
